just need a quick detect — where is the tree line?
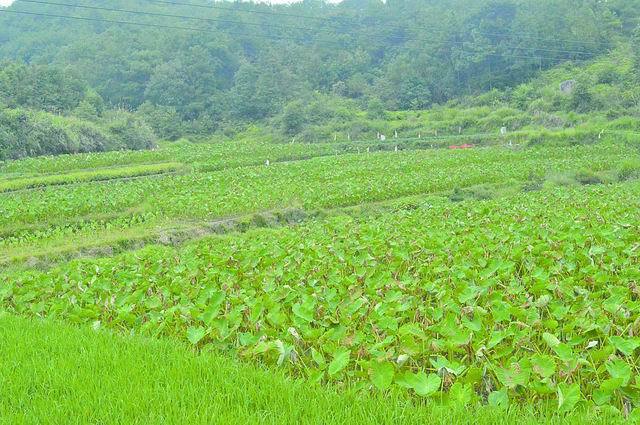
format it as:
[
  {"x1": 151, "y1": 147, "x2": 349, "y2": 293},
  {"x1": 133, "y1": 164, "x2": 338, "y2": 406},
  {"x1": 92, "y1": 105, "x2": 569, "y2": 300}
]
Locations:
[{"x1": 1, "y1": 0, "x2": 640, "y2": 146}]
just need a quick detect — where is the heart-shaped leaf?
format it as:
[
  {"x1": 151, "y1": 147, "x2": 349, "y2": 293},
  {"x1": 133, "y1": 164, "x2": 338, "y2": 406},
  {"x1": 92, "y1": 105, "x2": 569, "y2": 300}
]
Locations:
[
  {"x1": 557, "y1": 383, "x2": 581, "y2": 414},
  {"x1": 609, "y1": 336, "x2": 640, "y2": 356},
  {"x1": 328, "y1": 349, "x2": 350, "y2": 376},
  {"x1": 186, "y1": 326, "x2": 206, "y2": 345},
  {"x1": 370, "y1": 361, "x2": 395, "y2": 390}
]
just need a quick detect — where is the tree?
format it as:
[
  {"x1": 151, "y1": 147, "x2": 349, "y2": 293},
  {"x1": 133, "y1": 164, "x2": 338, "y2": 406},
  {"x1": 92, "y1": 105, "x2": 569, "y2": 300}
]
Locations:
[{"x1": 281, "y1": 100, "x2": 306, "y2": 136}]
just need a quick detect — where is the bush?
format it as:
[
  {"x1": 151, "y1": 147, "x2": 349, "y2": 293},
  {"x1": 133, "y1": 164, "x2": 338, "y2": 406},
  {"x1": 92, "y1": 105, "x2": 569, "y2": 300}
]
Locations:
[
  {"x1": 0, "y1": 107, "x2": 157, "y2": 160},
  {"x1": 104, "y1": 111, "x2": 156, "y2": 151},
  {"x1": 575, "y1": 169, "x2": 603, "y2": 185},
  {"x1": 618, "y1": 160, "x2": 640, "y2": 181}
]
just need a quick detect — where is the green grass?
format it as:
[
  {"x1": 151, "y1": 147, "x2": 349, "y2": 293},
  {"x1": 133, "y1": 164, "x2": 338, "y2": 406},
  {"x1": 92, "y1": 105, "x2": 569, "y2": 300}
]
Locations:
[{"x1": 0, "y1": 313, "x2": 624, "y2": 425}]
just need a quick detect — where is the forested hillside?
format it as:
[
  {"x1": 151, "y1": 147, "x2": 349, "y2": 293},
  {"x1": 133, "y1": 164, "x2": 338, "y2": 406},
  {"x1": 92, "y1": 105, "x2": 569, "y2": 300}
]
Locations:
[{"x1": 1, "y1": 0, "x2": 640, "y2": 152}]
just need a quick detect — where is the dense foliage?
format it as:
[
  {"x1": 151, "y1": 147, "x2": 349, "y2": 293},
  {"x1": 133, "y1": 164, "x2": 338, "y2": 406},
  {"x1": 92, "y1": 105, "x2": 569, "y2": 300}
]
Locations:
[
  {"x1": 1, "y1": 0, "x2": 640, "y2": 141},
  {"x1": 0, "y1": 107, "x2": 156, "y2": 160},
  {"x1": 2, "y1": 180, "x2": 640, "y2": 414},
  {"x1": 1, "y1": 134, "x2": 639, "y2": 419}
]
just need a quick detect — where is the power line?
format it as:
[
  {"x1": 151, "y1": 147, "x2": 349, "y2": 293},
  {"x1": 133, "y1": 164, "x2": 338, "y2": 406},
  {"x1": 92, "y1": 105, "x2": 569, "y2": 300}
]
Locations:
[
  {"x1": 13, "y1": 0, "x2": 595, "y2": 57},
  {"x1": 0, "y1": 8, "x2": 589, "y2": 63},
  {"x1": 139, "y1": 0, "x2": 610, "y2": 49},
  {"x1": 0, "y1": 8, "x2": 339, "y2": 45}
]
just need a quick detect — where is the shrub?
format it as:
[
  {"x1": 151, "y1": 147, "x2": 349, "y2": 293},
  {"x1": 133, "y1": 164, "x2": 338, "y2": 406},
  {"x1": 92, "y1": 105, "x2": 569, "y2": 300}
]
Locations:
[
  {"x1": 0, "y1": 107, "x2": 157, "y2": 160},
  {"x1": 575, "y1": 169, "x2": 603, "y2": 185},
  {"x1": 618, "y1": 159, "x2": 640, "y2": 181}
]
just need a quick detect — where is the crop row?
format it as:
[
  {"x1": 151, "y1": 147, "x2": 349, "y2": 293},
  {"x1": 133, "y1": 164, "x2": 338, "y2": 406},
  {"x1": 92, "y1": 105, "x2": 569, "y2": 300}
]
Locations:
[
  {"x1": 0, "y1": 139, "x2": 354, "y2": 177},
  {"x1": 0, "y1": 143, "x2": 631, "y2": 234},
  {"x1": 2, "y1": 181, "x2": 639, "y2": 413},
  {"x1": 0, "y1": 162, "x2": 182, "y2": 193}
]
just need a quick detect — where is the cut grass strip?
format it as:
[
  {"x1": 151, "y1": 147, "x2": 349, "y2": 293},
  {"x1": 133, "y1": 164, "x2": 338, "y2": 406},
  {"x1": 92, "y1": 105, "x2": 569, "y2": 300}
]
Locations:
[
  {"x1": 0, "y1": 162, "x2": 182, "y2": 193},
  {"x1": 0, "y1": 314, "x2": 623, "y2": 425}
]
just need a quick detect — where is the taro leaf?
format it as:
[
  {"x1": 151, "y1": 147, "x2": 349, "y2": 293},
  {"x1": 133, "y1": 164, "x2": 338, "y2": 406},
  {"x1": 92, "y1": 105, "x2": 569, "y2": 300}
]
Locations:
[
  {"x1": 592, "y1": 389, "x2": 612, "y2": 406},
  {"x1": 606, "y1": 359, "x2": 632, "y2": 386},
  {"x1": 311, "y1": 347, "x2": 326, "y2": 368},
  {"x1": 629, "y1": 408, "x2": 640, "y2": 422},
  {"x1": 449, "y1": 328, "x2": 472, "y2": 346},
  {"x1": 488, "y1": 389, "x2": 509, "y2": 409},
  {"x1": 531, "y1": 354, "x2": 556, "y2": 378},
  {"x1": 593, "y1": 378, "x2": 624, "y2": 406},
  {"x1": 187, "y1": 326, "x2": 206, "y2": 345},
  {"x1": 238, "y1": 332, "x2": 259, "y2": 346},
  {"x1": 458, "y1": 285, "x2": 479, "y2": 304},
  {"x1": 395, "y1": 371, "x2": 440, "y2": 397},
  {"x1": 530, "y1": 380, "x2": 555, "y2": 396},
  {"x1": 462, "y1": 315, "x2": 482, "y2": 332},
  {"x1": 609, "y1": 336, "x2": 640, "y2": 357},
  {"x1": 202, "y1": 291, "x2": 226, "y2": 324},
  {"x1": 328, "y1": 349, "x2": 350, "y2": 376},
  {"x1": 292, "y1": 301, "x2": 315, "y2": 323},
  {"x1": 495, "y1": 360, "x2": 531, "y2": 389},
  {"x1": 394, "y1": 371, "x2": 415, "y2": 389},
  {"x1": 557, "y1": 383, "x2": 581, "y2": 414},
  {"x1": 370, "y1": 361, "x2": 395, "y2": 391},
  {"x1": 553, "y1": 343, "x2": 575, "y2": 363},
  {"x1": 144, "y1": 296, "x2": 162, "y2": 309},
  {"x1": 487, "y1": 330, "x2": 510, "y2": 349},
  {"x1": 413, "y1": 372, "x2": 441, "y2": 397},
  {"x1": 543, "y1": 332, "x2": 561, "y2": 348},
  {"x1": 431, "y1": 356, "x2": 465, "y2": 376},
  {"x1": 276, "y1": 340, "x2": 295, "y2": 366},
  {"x1": 448, "y1": 382, "x2": 473, "y2": 406},
  {"x1": 603, "y1": 294, "x2": 625, "y2": 315},
  {"x1": 308, "y1": 369, "x2": 324, "y2": 384}
]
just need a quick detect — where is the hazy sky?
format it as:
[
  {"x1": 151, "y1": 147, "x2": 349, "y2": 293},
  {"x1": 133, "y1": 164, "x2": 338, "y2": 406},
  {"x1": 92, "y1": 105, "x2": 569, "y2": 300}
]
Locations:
[{"x1": 0, "y1": 0, "x2": 343, "y2": 4}]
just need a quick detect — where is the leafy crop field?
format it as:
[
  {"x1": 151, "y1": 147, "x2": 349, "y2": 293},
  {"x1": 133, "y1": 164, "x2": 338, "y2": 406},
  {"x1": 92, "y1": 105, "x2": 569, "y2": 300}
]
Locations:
[
  {"x1": 1, "y1": 140, "x2": 636, "y2": 265},
  {"x1": 1, "y1": 138, "x2": 640, "y2": 423}
]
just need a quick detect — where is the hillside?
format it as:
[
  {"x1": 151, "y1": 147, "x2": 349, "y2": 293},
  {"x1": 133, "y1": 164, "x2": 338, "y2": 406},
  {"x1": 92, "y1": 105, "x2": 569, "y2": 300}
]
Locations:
[{"x1": 1, "y1": 0, "x2": 640, "y2": 145}]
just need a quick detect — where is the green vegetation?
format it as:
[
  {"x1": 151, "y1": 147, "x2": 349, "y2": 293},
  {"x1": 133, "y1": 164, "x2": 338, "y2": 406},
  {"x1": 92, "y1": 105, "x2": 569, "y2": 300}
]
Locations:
[
  {"x1": 0, "y1": 162, "x2": 181, "y2": 193},
  {"x1": 0, "y1": 140, "x2": 634, "y2": 266},
  {"x1": 2, "y1": 0, "x2": 640, "y2": 422},
  {"x1": 0, "y1": 107, "x2": 156, "y2": 160},
  {"x1": 3, "y1": 180, "x2": 640, "y2": 414},
  {"x1": 1, "y1": 0, "x2": 640, "y2": 149},
  {"x1": 1, "y1": 137, "x2": 639, "y2": 422},
  {"x1": 0, "y1": 313, "x2": 626, "y2": 425}
]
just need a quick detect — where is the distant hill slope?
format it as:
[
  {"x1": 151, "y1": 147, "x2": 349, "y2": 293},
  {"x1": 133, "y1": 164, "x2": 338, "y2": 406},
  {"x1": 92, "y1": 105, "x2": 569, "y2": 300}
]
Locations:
[
  {"x1": 1, "y1": 0, "x2": 638, "y2": 123},
  {"x1": 1, "y1": 0, "x2": 640, "y2": 152}
]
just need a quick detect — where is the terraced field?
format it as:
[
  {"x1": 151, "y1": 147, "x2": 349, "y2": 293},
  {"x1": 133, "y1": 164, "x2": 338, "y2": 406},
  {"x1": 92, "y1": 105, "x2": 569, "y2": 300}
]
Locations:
[
  {"x1": 1, "y1": 138, "x2": 640, "y2": 423},
  {"x1": 1, "y1": 140, "x2": 635, "y2": 265}
]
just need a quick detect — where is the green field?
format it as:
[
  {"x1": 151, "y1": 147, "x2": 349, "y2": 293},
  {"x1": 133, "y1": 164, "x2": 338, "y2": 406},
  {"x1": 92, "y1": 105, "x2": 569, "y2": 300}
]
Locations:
[
  {"x1": 1, "y1": 313, "x2": 627, "y2": 425},
  {"x1": 1, "y1": 136, "x2": 640, "y2": 423}
]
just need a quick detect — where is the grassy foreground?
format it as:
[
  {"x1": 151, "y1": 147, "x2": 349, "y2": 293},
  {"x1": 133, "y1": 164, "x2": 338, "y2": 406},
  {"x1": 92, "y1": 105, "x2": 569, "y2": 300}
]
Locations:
[{"x1": 0, "y1": 314, "x2": 626, "y2": 425}]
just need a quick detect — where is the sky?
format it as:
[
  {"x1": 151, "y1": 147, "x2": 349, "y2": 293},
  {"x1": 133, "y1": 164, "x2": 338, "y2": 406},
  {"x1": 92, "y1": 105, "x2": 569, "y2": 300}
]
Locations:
[{"x1": 0, "y1": 0, "x2": 343, "y2": 4}]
